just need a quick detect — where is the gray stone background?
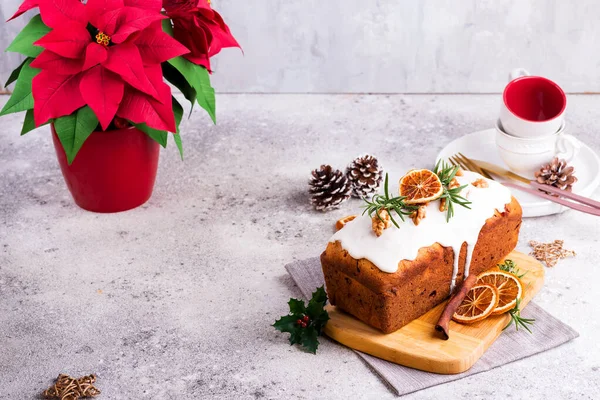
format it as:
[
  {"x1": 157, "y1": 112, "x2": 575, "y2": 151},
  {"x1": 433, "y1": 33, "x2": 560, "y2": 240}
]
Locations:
[
  {"x1": 2, "y1": 0, "x2": 600, "y2": 93},
  {"x1": 2, "y1": 1, "x2": 600, "y2": 399}
]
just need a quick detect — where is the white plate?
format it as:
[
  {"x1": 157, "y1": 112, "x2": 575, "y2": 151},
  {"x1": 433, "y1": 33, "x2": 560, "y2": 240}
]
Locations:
[{"x1": 436, "y1": 129, "x2": 600, "y2": 217}]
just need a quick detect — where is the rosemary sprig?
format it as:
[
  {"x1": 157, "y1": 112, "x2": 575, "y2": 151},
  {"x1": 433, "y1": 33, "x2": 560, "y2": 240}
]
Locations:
[
  {"x1": 433, "y1": 160, "x2": 472, "y2": 222},
  {"x1": 498, "y1": 259, "x2": 534, "y2": 333},
  {"x1": 497, "y1": 259, "x2": 527, "y2": 278},
  {"x1": 362, "y1": 174, "x2": 416, "y2": 228},
  {"x1": 503, "y1": 298, "x2": 535, "y2": 333}
]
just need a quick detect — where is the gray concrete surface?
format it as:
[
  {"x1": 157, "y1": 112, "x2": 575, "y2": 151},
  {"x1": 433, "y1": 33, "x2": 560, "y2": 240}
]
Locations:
[
  {"x1": 0, "y1": 94, "x2": 599, "y2": 399},
  {"x1": 4, "y1": 1, "x2": 600, "y2": 93}
]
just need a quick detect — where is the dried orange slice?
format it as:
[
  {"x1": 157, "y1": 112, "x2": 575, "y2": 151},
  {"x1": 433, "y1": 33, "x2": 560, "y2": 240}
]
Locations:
[
  {"x1": 335, "y1": 215, "x2": 357, "y2": 231},
  {"x1": 477, "y1": 269, "x2": 523, "y2": 315},
  {"x1": 399, "y1": 169, "x2": 444, "y2": 204},
  {"x1": 452, "y1": 284, "x2": 499, "y2": 324}
]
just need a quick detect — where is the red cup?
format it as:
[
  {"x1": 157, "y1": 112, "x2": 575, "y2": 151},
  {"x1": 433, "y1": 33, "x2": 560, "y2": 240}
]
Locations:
[{"x1": 500, "y1": 69, "x2": 566, "y2": 138}]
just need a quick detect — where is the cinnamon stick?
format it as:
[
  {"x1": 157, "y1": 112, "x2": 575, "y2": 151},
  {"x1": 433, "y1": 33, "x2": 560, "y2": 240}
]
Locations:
[{"x1": 435, "y1": 274, "x2": 478, "y2": 340}]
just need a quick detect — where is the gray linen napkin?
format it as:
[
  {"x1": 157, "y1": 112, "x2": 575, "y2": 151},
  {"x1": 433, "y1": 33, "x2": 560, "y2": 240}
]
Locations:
[{"x1": 285, "y1": 257, "x2": 579, "y2": 397}]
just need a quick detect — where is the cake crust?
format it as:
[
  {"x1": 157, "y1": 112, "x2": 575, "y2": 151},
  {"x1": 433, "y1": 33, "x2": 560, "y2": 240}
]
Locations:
[{"x1": 321, "y1": 196, "x2": 523, "y2": 333}]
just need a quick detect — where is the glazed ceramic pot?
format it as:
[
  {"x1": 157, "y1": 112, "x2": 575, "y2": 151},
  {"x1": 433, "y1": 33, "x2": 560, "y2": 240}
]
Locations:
[{"x1": 51, "y1": 125, "x2": 160, "y2": 213}]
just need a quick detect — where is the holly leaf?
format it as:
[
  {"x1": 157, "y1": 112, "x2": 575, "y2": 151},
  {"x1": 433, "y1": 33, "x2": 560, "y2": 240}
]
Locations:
[
  {"x1": 288, "y1": 298, "x2": 306, "y2": 315},
  {"x1": 273, "y1": 314, "x2": 298, "y2": 334},
  {"x1": 301, "y1": 326, "x2": 320, "y2": 354},
  {"x1": 54, "y1": 106, "x2": 99, "y2": 164},
  {"x1": 4, "y1": 58, "x2": 29, "y2": 88},
  {"x1": 167, "y1": 56, "x2": 216, "y2": 123},
  {"x1": 0, "y1": 59, "x2": 38, "y2": 117},
  {"x1": 273, "y1": 286, "x2": 329, "y2": 354},
  {"x1": 6, "y1": 14, "x2": 50, "y2": 58},
  {"x1": 289, "y1": 328, "x2": 303, "y2": 346},
  {"x1": 308, "y1": 286, "x2": 328, "y2": 306},
  {"x1": 306, "y1": 286, "x2": 330, "y2": 335}
]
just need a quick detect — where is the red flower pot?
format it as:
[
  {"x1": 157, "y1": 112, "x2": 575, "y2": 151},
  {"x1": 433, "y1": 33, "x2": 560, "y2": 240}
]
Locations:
[{"x1": 51, "y1": 125, "x2": 160, "y2": 213}]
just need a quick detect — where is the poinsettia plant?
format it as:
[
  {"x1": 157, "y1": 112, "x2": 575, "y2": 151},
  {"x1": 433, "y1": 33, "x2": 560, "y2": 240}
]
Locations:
[{"x1": 1, "y1": 0, "x2": 239, "y2": 163}]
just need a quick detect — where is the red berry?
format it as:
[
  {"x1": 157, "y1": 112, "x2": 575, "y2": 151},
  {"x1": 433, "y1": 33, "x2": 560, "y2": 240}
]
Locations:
[
  {"x1": 296, "y1": 319, "x2": 303, "y2": 325},
  {"x1": 302, "y1": 315, "x2": 310, "y2": 323},
  {"x1": 301, "y1": 322, "x2": 307, "y2": 328}
]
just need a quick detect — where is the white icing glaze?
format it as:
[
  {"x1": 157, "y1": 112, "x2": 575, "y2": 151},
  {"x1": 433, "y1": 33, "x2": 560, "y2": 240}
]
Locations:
[{"x1": 329, "y1": 171, "x2": 512, "y2": 292}]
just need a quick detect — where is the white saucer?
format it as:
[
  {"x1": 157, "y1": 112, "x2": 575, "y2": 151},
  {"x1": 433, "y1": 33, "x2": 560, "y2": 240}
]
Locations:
[{"x1": 436, "y1": 129, "x2": 600, "y2": 217}]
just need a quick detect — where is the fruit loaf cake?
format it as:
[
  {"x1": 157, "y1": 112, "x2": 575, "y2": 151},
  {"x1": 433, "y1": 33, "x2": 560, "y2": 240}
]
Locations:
[{"x1": 321, "y1": 169, "x2": 522, "y2": 334}]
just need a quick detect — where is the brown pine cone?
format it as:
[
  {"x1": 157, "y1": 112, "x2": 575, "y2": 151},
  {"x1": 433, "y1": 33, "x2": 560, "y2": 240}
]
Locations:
[
  {"x1": 346, "y1": 155, "x2": 384, "y2": 198},
  {"x1": 309, "y1": 165, "x2": 351, "y2": 211},
  {"x1": 534, "y1": 158, "x2": 577, "y2": 191}
]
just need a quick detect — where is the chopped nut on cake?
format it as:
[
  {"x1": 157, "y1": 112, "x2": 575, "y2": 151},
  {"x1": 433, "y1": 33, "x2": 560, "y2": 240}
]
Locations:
[
  {"x1": 372, "y1": 209, "x2": 392, "y2": 237},
  {"x1": 410, "y1": 204, "x2": 427, "y2": 226},
  {"x1": 455, "y1": 168, "x2": 464, "y2": 176},
  {"x1": 449, "y1": 177, "x2": 460, "y2": 189},
  {"x1": 472, "y1": 178, "x2": 489, "y2": 188}
]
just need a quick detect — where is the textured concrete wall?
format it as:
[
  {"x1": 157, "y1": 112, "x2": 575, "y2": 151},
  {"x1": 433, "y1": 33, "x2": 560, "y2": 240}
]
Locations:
[{"x1": 2, "y1": 0, "x2": 600, "y2": 93}]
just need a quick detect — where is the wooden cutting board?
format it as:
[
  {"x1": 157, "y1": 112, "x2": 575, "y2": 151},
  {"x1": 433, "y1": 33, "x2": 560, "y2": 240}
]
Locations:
[{"x1": 323, "y1": 251, "x2": 544, "y2": 374}]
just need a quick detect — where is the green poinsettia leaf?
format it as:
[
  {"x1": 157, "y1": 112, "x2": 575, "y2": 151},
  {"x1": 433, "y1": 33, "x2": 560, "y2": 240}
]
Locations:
[
  {"x1": 6, "y1": 14, "x2": 50, "y2": 58},
  {"x1": 172, "y1": 96, "x2": 184, "y2": 160},
  {"x1": 173, "y1": 96, "x2": 184, "y2": 133},
  {"x1": 173, "y1": 133, "x2": 183, "y2": 160},
  {"x1": 0, "y1": 59, "x2": 39, "y2": 117},
  {"x1": 4, "y1": 58, "x2": 29, "y2": 88},
  {"x1": 21, "y1": 111, "x2": 51, "y2": 136},
  {"x1": 301, "y1": 326, "x2": 320, "y2": 354},
  {"x1": 135, "y1": 97, "x2": 185, "y2": 156},
  {"x1": 163, "y1": 62, "x2": 196, "y2": 113},
  {"x1": 168, "y1": 56, "x2": 216, "y2": 124},
  {"x1": 136, "y1": 123, "x2": 168, "y2": 148},
  {"x1": 54, "y1": 106, "x2": 98, "y2": 165},
  {"x1": 21, "y1": 109, "x2": 35, "y2": 135},
  {"x1": 162, "y1": 18, "x2": 174, "y2": 36}
]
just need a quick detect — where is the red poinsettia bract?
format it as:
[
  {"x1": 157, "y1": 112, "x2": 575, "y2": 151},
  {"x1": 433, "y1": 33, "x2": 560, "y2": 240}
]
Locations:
[
  {"x1": 15, "y1": 0, "x2": 189, "y2": 132},
  {"x1": 164, "y1": 0, "x2": 240, "y2": 71}
]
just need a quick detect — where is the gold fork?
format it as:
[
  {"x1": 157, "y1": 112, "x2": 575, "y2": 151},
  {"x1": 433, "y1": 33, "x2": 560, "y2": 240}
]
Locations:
[
  {"x1": 449, "y1": 153, "x2": 600, "y2": 216},
  {"x1": 449, "y1": 152, "x2": 494, "y2": 180}
]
